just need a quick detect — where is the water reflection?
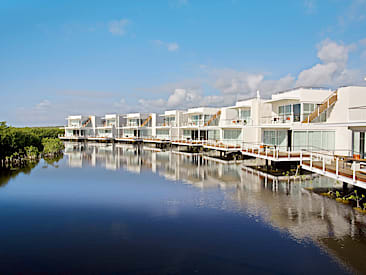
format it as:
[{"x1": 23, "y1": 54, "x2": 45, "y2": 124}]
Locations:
[{"x1": 65, "y1": 142, "x2": 366, "y2": 273}]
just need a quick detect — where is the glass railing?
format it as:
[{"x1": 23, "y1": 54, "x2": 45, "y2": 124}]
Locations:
[{"x1": 219, "y1": 119, "x2": 252, "y2": 127}]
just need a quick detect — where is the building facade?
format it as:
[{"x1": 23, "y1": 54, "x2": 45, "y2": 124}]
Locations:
[{"x1": 62, "y1": 86, "x2": 366, "y2": 157}]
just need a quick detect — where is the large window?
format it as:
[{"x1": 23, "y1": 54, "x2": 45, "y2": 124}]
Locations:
[
  {"x1": 239, "y1": 109, "x2": 251, "y2": 121},
  {"x1": 353, "y1": 131, "x2": 365, "y2": 158},
  {"x1": 140, "y1": 129, "x2": 151, "y2": 137},
  {"x1": 183, "y1": 130, "x2": 191, "y2": 138},
  {"x1": 279, "y1": 105, "x2": 291, "y2": 116},
  {"x1": 293, "y1": 131, "x2": 335, "y2": 151},
  {"x1": 157, "y1": 129, "x2": 170, "y2": 137},
  {"x1": 165, "y1": 116, "x2": 175, "y2": 126},
  {"x1": 124, "y1": 129, "x2": 134, "y2": 137},
  {"x1": 106, "y1": 119, "x2": 116, "y2": 126},
  {"x1": 128, "y1": 119, "x2": 139, "y2": 126},
  {"x1": 263, "y1": 130, "x2": 287, "y2": 148},
  {"x1": 208, "y1": 130, "x2": 220, "y2": 140},
  {"x1": 69, "y1": 119, "x2": 80, "y2": 127},
  {"x1": 191, "y1": 115, "x2": 202, "y2": 126},
  {"x1": 302, "y1": 103, "x2": 316, "y2": 121},
  {"x1": 223, "y1": 129, "x2": 242, "y2": 140}
]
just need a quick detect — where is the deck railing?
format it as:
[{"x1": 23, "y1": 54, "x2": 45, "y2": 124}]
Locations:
[{"x1": 300, "y1": 150, "x2": 366, "y2": 184}]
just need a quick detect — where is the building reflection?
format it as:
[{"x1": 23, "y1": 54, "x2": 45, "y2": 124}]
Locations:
[{"x1": 64, "y1": 141, "x2": 366, "y2": 273}]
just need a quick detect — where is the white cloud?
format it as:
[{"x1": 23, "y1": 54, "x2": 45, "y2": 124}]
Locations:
[
  {"x1": 136, "y1": 38, "x2": 365, "y2": 112},
  {"x1": 153, "y1": 40, "x2": 179, "y2": 52},
  {"x1": 167, "y1": 42, "x2": 179, "y2": 52},
  {"x1": 108, "y1": 19, "x2": 129, "y2": 36},
  {"x1": 296, "y1": 39, "x2": 363, "y2": 87},
  {"x1": 35, "y1": 99, "x2": 51, "y2": 110},
  {"x1": 296, "y1": 63, "x2": 339, "y2": 86},
  {"x1": 316, "y1": 39, "x2": 350, "y2": 65},
  {"x1": 211, "y1": 69, "x2": 295, "y2": 98}
]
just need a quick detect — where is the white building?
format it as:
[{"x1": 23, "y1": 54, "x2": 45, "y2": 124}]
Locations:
[{"x1": 62, "y1": 85, "x2": 366, "y2": 157}]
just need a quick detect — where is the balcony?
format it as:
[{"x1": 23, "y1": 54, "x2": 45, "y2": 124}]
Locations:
[
  {"x1": 156, "y1": 121, "x2": 177, "y2": 127},
  {"x1": 182, "y1": 120, "x2": 205, "y2": 127},
  {"x1": 219, "y1": 119, "x2": 252, "y2": 127},
  {"x1": 260, "y1": 114, "x2": 301, "y2": 125}
]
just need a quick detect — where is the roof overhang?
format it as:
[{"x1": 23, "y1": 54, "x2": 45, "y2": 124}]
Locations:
[{"x1": 265, "y1": 97, "x2": 300, "y2": 103}]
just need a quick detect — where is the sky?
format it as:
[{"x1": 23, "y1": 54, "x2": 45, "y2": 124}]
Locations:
[{"x1": 1, "y1": 0, "x2": 366, "y2": 126}]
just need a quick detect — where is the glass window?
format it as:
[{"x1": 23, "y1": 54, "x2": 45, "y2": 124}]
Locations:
[
  {"x1": 183, "y1": 130, "x2": 191, "y2": 137},
  {"x1": 293, "y1": 131, "x2": 307, "y2": 150},
  {"x1": 223, "y1": 129, "x2": 241, "y2": 140},
  {"x1": 279, "y1": 106, "x2": 284, "y2": 115},
  {"x1": 239, "y1": 109, "x2": 251, "y2": 120},
  {"x1": 208, "y1": 130, "x2": 220, "y2": 140},
  {"x1": 284, "y1": 105, "x2": 291, "y2": 114},
  {"x1": 293, "y1": 104, "x2": 301, "y2": 122},
  {"x1": 353, "y1": 131, "x2": 360, "y2": 155},
  {"x1": 157, "y1": 129, "x2": 169, "y2": 136}
]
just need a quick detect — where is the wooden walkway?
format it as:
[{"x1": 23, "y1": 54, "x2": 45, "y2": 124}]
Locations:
[
  {"x1": 241, "y1": 147, "x2": 311, "y2": 162},
  {"x1": 301, "y1": 159, "x2": 366, "y2": 189}
]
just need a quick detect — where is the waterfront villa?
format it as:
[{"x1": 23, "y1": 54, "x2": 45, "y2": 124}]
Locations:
[
  {"x1": 61, "y1": 85, "x2": 366, "y2": 187},
  {"x1": 62, "y1": 86, "x2": 366, "y2": 156}
]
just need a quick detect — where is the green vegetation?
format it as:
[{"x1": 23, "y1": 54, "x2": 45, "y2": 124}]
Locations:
[
  {"x1": 0, "y1": 122, "x2": 64, "y2": 160},
  {"x1": 42, "y1": 138, "x2": 64, "y2": 155}
]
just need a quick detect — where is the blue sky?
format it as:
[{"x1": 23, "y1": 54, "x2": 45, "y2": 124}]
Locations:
[{"x1": 1, "y1": 0, "x2": 366, "y2": 126}]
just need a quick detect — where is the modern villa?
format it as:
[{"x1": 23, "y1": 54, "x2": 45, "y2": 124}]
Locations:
[
  {"x1": 62, "y1": 85, "x2": 366, "y2": 187},
  {"x1": 62, "y1": 86, "x2": 366, "y2": 157}
]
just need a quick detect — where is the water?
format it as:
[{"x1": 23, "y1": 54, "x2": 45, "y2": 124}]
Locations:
[{"x1": 0, "y1": 142, "x2": 365, "y2": 274}]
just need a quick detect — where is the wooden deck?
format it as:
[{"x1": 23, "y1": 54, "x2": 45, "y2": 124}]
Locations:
[
  {"x1": 241, "y1": 147, "x2": 311, "y2": 162},
  {"x1": 301, "y1": 159, "x2": 366, "y2": 189}
]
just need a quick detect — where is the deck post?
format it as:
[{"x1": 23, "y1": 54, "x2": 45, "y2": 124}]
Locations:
[
  {"x1": 300, "y1": 151, "x2": 302, "y2": 165},
  {"x1": 353, "y1": 161, "x2": 356, "y2": 182},
  {"x1": 336, "y1": 158, "x2": 339, "y2": 177},
  {"x1": 343, "y1": 182, "x2": 348, "y2": 192},
  {"x1": 322, "y1": 157, "x2": 325, "y2": 173},
  {"x1": 310, "y1": 152, "x2": 313, "y2": 169}
]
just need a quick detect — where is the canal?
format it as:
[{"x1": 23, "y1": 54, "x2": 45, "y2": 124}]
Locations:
[{"x1": 0, "y1": 142, "x2": 365, "y2": 274}]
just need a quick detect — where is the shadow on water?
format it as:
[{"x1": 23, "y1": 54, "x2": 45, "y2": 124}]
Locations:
[
  {"x1": 0, "y1": 161, "x2": 39, "y2": 187},
  {"x1": 0, "y1": 141, "x2": 365, "y2": 274}
]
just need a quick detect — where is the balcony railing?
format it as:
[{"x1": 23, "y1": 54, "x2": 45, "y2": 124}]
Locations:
[
  {"x1": 219, "y1": 118, "x2": 252, "y2": 127},
  {"x1": 156, "y1": 121, "x2": 177, "y2": 127},
  {"x1": 260, "y1": 114, "x2": 301, "y2": 124}
]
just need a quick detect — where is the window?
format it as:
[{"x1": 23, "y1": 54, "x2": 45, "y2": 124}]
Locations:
[
  {"x1": 263, "y1": 130, "x2": 287, "y2": 147},
  {"x1": 293, "y1": 104, "x2": 301, "y2": 122},
  {"x1": 302, "y1": 103, "x2": 316, "y2": 121},
  {"x1": 124, "y1": 129, "x2": 134, "y2": 137},
  {"x1": 165, "y1": 116, "x2": 175, "y2": 126},
  {"x1": 293, "y1": 131, "x2": 307, "y2": 150},
  {"x1": 223, "y1": 129, "x2": 241, "y2": 140},
  {"x1": 70, "y1": 119, "x2": 80, "y2": 127},
  {"x1": 293, "y1": 131, "x2": 335, "y2": 151},
  {"x1": 239, "y1": 109, "x2": 251, "y2": 121},
  {"x1": 208, "y1": 130, "x2": 220, "y2": 140},
  {"x1": 279, "y1": 105, "x2": 291, "y2": 115},
  {"x1": 107, "y1": 119, "x2": 116, "y2": 126},
  {"x1": 128, "y1": 119, "x2": 139, "y2": 126},
  {"x1": 157, "y1": 129, "x2": 169, "y2": 137},
  {"x1": 278, "y1": 104, "x2": 292, "y2": 122},
  {"x1": 183, "y1": 130, "x2": 191, "y2": 138},
  {"x1": 140, "y1": 129, "x2": 151, "y2": 137}
]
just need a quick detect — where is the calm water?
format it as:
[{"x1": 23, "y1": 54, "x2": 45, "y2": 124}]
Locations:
[{"x1": 0, "y1": 142, "x2": 365, "y2": 274}]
